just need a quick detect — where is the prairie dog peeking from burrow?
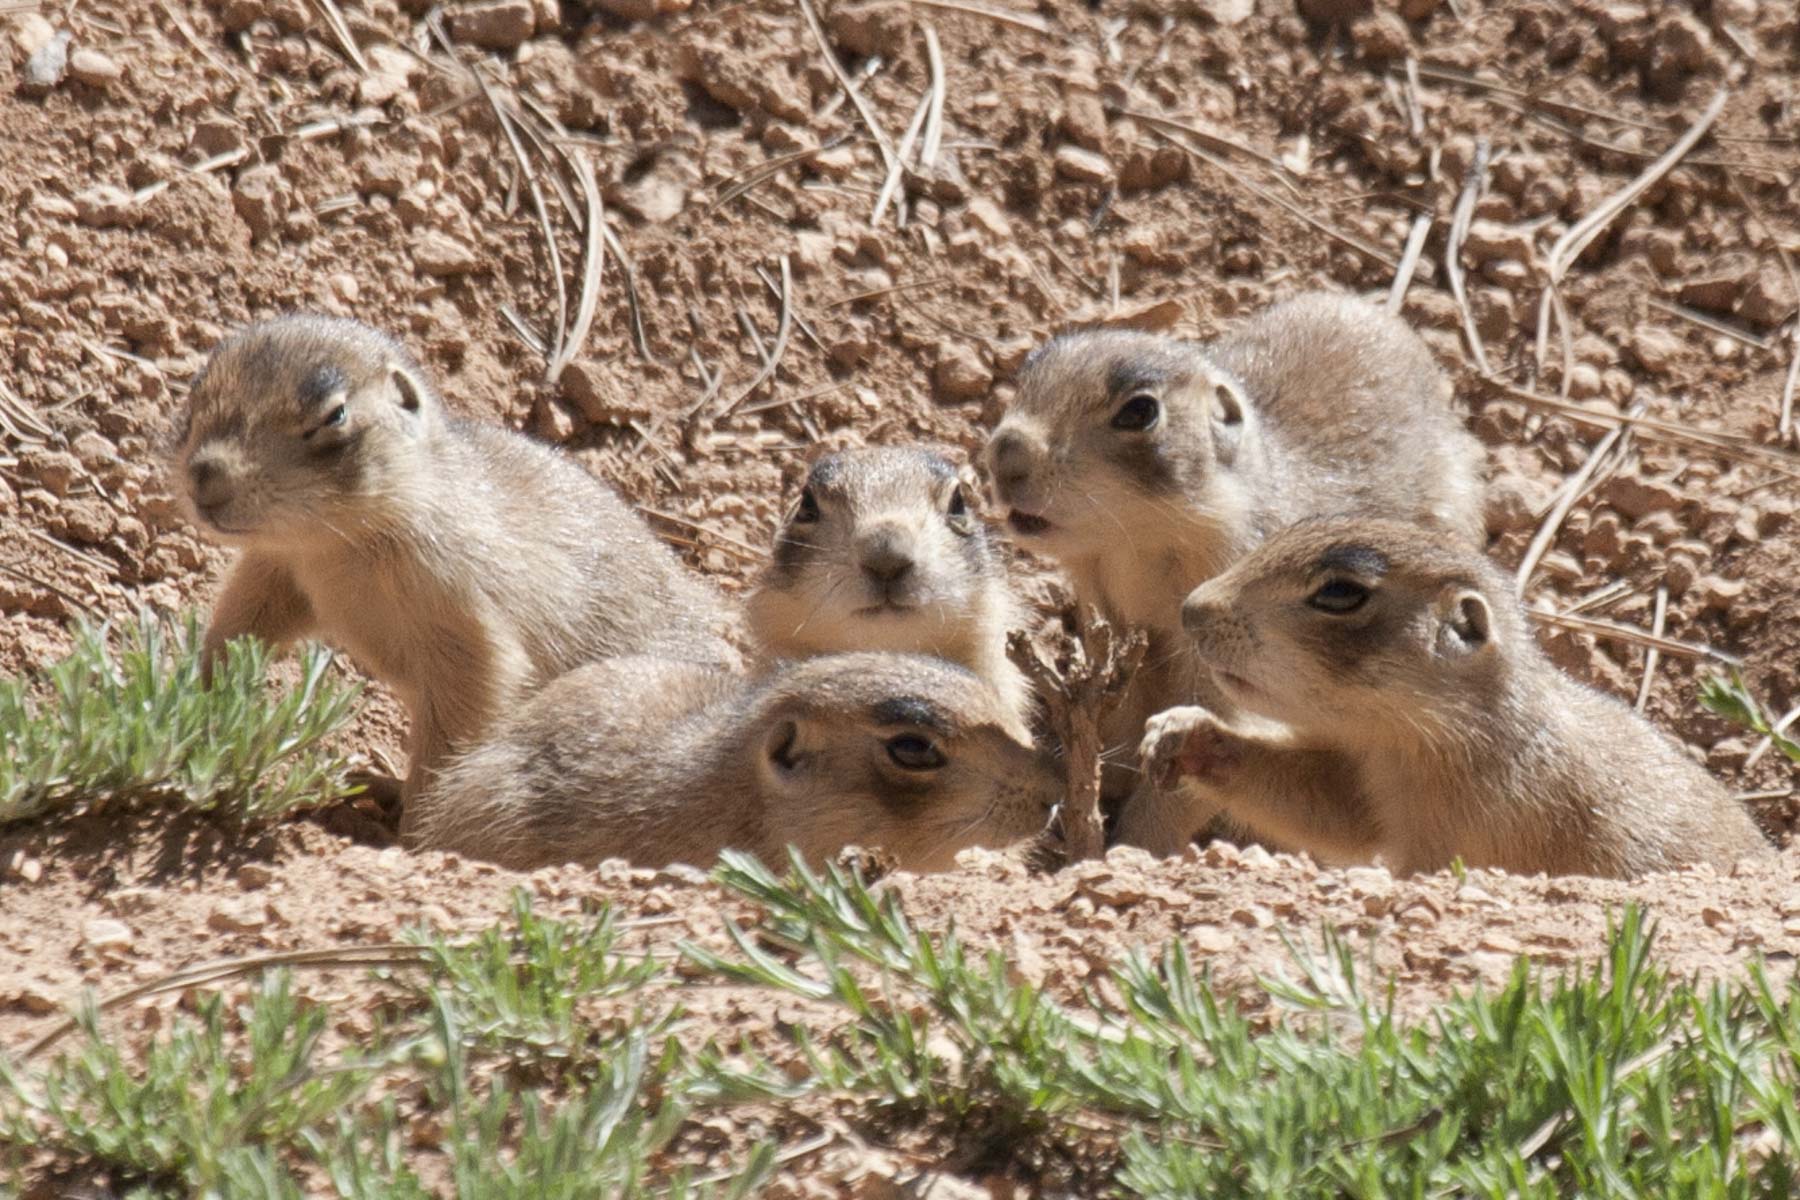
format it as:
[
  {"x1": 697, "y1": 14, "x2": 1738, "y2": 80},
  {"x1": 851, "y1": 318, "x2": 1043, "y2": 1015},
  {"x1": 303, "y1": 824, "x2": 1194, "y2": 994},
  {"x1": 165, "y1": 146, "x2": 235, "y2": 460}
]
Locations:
[
  {"x1": 748, "y1": 446, "x2": 1033, "y2": 738},
  {"x1": 1140, "y1": 517, "x2": 1770, "y2": 879},
  {"x1": 408, "y1": 651, "x2": 1061, "y2": 872},
  {"x1": 171, "y1": 314, "x2": 739, "y2": 825}
]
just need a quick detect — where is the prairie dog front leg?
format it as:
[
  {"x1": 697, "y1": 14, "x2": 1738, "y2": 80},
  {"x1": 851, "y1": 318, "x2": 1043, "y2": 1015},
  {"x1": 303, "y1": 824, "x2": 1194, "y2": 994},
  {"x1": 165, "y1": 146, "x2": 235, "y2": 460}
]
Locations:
[
  {"x1": 1138, "y1": 706, "x2": 1378, "y2": 865},
  {"x1": 201, "y1": 553, "x2": 316, "y2": 679}
]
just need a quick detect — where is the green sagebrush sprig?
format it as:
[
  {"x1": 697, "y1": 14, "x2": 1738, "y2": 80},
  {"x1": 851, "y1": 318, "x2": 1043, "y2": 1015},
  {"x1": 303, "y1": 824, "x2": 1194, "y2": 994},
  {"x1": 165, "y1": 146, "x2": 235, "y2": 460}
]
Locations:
[{"x1": 0, "y1": 609, "x2": 362, "y2": 824}]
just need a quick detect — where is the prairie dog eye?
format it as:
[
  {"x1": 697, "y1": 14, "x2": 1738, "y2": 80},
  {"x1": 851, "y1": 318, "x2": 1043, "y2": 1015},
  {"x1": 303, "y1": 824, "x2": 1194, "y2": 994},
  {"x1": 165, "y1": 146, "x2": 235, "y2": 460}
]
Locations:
[
  {"x1": 304, "y1": 403, "x2": 349, "y2": 440},
  {"x1": 884, "y1": 733, "x2": 947, "y2": 771},
  {"x1": 1110, "y1": 393, "x2": 1160, "y2": 432},
  {"x1": 793, "y1": 487, "x2": 821, "y2": 524},
  {"x1": 1306, "y1": 579, "x2": 1370, "y2": 614}
]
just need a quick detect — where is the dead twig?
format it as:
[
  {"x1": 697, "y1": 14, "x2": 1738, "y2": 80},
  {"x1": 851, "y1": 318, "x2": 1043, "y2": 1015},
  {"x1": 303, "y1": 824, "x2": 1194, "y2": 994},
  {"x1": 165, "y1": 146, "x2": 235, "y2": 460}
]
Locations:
[
  {"x1": 722, "y1": 256, "x2": 793, "y2": 415},
  {"x1": 310, "y1": 0, "x2": 368, "y2": 74},
  {"x1": 1527, "y1": 608, "x2": 1739, "y2": 667},
  {"x1": 545, "y1": 149, "x2": 605, "y2": 384},
  {"x1": 919, "y1": 24, "x2": 946, "y2": 168},
  {"x1": 1633, "y1": 585, "x2": 1669, "y2": 712},
  {"x1": 1535, "y1": 88, "x2": 1728, "y2": 391},
  {"x1": 906, "y1": 0, "x2": 1052, "y2": 35},
  {"x1": 1444, "y1": 138, "x2": 1492, "y2": 376},
  {"x1": 872, "y1": 89, "x2": 932, "y2": 227},
  {"x1": 1387, "y1": 214, "x2": 1432, "y2": 313},
  {"x1": 1515, "y1": 402, "x2": 1643, "y2": 597},
  {"x1": 1007, "y1": 607, "x2": 1147, "y2": 864},
  {"x1": 798, "y1": 0, "x2": 897, "y2": 178}
]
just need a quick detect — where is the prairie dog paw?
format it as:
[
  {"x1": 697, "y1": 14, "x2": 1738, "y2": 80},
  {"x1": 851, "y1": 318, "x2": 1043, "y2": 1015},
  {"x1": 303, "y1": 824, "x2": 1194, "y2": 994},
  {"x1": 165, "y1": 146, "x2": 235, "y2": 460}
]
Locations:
[{"x1": 1140, "y1": 706, "x2": 1242, "y2": 791}]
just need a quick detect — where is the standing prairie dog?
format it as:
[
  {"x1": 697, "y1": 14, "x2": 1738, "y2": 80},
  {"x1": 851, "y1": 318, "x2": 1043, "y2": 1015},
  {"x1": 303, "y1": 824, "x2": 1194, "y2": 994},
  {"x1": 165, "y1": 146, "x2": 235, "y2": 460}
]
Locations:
[
  {"x1": 172, "y1": 315, "x2": 739, "y2": 824},
  {"x1": 986, "y1": 292, "x2": 1487, "y2": 851},
  {"x1": 747, "y1": 446, "x2": 1033, "y2": 737},
  {"x1": 409, "y1": 652, "x2": 1060, "y2": 871},
  {"x1": 1141, "y1": 518, "x2": 1770, "y2": 878}
]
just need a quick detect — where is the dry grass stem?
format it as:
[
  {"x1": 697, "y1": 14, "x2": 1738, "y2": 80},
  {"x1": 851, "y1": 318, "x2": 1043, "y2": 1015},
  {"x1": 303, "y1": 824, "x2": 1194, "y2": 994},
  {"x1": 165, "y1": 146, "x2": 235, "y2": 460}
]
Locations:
[
  {"x1": 546, "y1": 149, "x2": 605, "y2": 384},
  {"x1": 906, "y1": 0, "x2": 1053, "y2": 35},
  {"x1": 920, "y1": 24, "x2": 946, "y2": 167},
  {"x1": 873, "y1": 88, "x2": 932, "y2": 226},
  {"x1": 1387, "y1": 214, "x2": 1432, "y2": 312},
  {"x1": 1515, "y1": 403, "x2": 1641, "y2": 597},
  {"x1": 1634, "y1": 584, "x2": 1668, "y2": 712},
  {"x1": 1535, "y1": 88, "x2": 1728, "y2": 385},
  {"x1": 1528, "y1": 608, "x2": 1740, "y2": 666},
  {"x1": 724, "y1": 256, "x2": 794, "y2": 415},
  {"x1": 798, "y1": 0, "x2": 898, "y2": 176},
  {"x1": 310, "y1": 0, "x2": 368, "y2": 74}
]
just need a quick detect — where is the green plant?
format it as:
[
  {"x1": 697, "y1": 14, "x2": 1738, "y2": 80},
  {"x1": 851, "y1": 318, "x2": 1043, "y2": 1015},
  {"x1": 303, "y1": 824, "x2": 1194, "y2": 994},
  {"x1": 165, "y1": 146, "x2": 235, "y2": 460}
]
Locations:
[
  {"x1": 1701, "y1": 670, "x2": 1800, "y2": 765},
  {"x1": 0, "y1": 610, "x2": 362, "y2": 824}
]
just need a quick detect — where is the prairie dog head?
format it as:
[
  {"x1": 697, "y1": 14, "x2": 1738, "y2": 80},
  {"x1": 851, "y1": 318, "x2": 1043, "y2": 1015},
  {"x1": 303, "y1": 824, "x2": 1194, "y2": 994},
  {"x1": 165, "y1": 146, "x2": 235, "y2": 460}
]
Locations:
[
  {"x1": 749, "y1": 447, "x2": 1008, "y2": 662},
  {"x1": 747, "y1": 653, "x2": 1058, "y2": 872},
  {"x1": 173, "y1": 315, "x2": 446, "y2": 549},
  {"x1": 1178, "y1": 518, "x2": 1523, "y2": 741},
  {"x1": 986, "y1": 329, "x2": 1255, "y2": 562}
]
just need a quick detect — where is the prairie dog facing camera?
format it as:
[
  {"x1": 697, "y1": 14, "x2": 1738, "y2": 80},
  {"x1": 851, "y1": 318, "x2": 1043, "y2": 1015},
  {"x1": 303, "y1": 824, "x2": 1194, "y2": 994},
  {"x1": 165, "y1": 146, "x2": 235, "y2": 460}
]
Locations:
[
  {"x1": 747, "y1": 446, "x2": 1033, "y2": 737},
  {"x1": 1141, "y1": 518, "x2": 1770, "y2": 878},
  {"x1": 986, "y1": 292, "x2": 1487, "y2": 849},
  {"x1": 408, "y1": 652, "x2": 1061, "y2": 872},
  {"x1": 172, "y1": 315, "x2": 740, "y2": 824}
]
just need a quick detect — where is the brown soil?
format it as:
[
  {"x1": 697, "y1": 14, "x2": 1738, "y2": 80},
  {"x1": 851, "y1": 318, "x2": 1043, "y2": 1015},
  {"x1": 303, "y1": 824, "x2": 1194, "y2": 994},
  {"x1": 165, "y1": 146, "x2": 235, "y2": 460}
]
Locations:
[{"x1": 2, "y1": 0, "x2": 1798, "y2": 1190}]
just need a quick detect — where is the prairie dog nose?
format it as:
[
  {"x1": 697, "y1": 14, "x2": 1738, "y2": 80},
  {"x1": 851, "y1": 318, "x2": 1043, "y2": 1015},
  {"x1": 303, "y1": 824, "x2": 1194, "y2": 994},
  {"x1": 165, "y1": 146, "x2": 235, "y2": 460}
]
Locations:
[
  {"x1": 986, "y1": 425, "x2": 1042, "y2": 502},
  {"x1": 187, "y1": 455, "x2": 234, "y2": 510},
  {"x1": 858, "y1": 527, "x2": 915, "y2": 585},
  {"x1": 1180, "y1": 586, "x2": 1224, "y2": 640}
]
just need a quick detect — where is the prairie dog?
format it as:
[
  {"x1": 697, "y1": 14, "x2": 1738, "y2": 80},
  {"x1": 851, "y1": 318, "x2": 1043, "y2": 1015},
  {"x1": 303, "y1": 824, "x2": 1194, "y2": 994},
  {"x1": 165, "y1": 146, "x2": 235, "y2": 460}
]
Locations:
[
  {"x1": 409, "y1": 652, "x2": 1060, "y2": 871},
  {"x1": 747, "y1": 446, "x2": 1032, "y2": 737},
  {"x1": 985, "y1": 292, "x2": 1487, "y2": 849},
  {"x1": 1140, "y1": 518, "x2": 1770, "y2": 878},
  {"x1": 172, "y1": 315, "x2": 739, "y2": 823}
]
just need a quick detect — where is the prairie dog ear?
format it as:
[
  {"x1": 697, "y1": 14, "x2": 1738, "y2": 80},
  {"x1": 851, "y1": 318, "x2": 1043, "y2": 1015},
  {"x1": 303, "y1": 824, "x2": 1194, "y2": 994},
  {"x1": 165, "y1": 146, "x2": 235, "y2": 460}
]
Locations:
[
  {"x1": 388, "y1": 363, "x2": 431, "y2": 414},
  {"x1": 757, "y1": 716, "x2": 815, "y2": 792},
  {"x1": 1209, "y1": 376, "x2": 1247, "y2": 428},
  {"x1": 1433, "y1": 587, "x2": 1494, "y2": 658}
]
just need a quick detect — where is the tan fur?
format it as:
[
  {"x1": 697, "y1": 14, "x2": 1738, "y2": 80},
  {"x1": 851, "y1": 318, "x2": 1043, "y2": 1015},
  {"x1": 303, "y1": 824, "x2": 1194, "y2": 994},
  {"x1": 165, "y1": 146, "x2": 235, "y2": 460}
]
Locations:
[
  {"x1": 172, "y1": 315, "x2": 740, "y2": 828},
  {"x1": 747, "y1": 446, "x2": 1033, "y2": 738},
  {"x1": 1141, "y1": 518, "x2": 1770, "y2": 878},
  {"x1": 985, "y1": 292, "x2": 1487, "y2": 851},
  {"x1": 409, "y1": 652, "x2": 1060, "y2": 871}
]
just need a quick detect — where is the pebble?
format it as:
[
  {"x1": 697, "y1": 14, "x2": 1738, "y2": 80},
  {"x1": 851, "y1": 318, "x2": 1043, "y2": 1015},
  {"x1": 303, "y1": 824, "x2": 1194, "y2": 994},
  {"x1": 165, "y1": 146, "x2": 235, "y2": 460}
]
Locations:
[
  {"x1": 1052, "y1": 143, "x2": 1112, "y2": 184},
  {"x1": 412, "y1": 230, "x2": 482, "y2": 276},
  {"x1": 1603, "y1": 473, "x2": 1682, "y2": 520},
  {"x1": 1628, "y1": 326, "x2": 1682, "y2": 375},
  {"x1": 933, "y1": 343, "x2": 992, "y2": 401},
  {"x1": 962, "y1": 196, "x2": 1012, "y2": 241},
  {"x1": 83, "y1": 918, "x2": 133, "y2": 952},
  {"x1": 67, "y1": 47, "x2": 122, "y2": 89},
  {"x1": 208, "y1": 896, "x2": 269, "y2": 932},
  {"x1": 19, "y1": 29, "x2": 71, "y2": 98},
  {"x1": 447, "y1": 0, "x2": 536, "y2": 50}
]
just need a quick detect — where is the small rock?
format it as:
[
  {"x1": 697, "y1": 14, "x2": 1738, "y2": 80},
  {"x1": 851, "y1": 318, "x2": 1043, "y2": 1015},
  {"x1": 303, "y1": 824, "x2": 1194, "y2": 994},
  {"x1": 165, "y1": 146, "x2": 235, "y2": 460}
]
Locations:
[
  {"x1": 933, "y1": 343, "x2": 992, "y2": 401},
  {"x1": 412, "y1": 230, "x2": 482, "y2": 276},
  {"x1": 962, "y1": 196, "x2": 1012, "y2": 241},
  {"x1": 1695, "y1": 574, "x2": 1745, "y2": 612},
  {"x1": 447, "y1": 0, "x2": 536, "y2": 50},
  {"x1": 74, "y1": 184, "x2": 135, "y2": 228},
  {"x1": 19, "y1": 28, "x2": 71, "y2": 97},
  {"x1": 1351, "y1": 10, "x2": 1411, "y2": 59},
  {"x1": 1627, "y1": 326, "x2": 1682, "y2": 375},
  {"x1": 1603, "y1": 473, "x2": 1682, "y2": 520},
  {"x1": 1676, "y1": 258, "x2": 1752, "y2": 314},
  {"x1": 1739, "y1": 268, "x2": 1797, "y2": 329},
  {"x1": 1192, "y1": 0, "x2": 1254, "y2": 21},
  {"x1": 16, "y1": 447, "x2": 83, "y2": 495},
  {"x1": 1187, "y1": 923, "x2": 1235, "y2": 954},
  {"x1": 66, "y1": 47, "x2": 122, "y2": 89},
  {"x1": 83, "y1": 918, "x2": 133, "y2": 952},
  {"x1": 1052, "y1": 143, "x2": 1112, "y2": 184},
  {"x1": 1230, "y1": 904, "x2": 1275, "y2": 928},
  {"x1": 1059, "y1": 90, "x2": 1107, "y2": 153},
  {"x1": 232, "y1": 165, "x2": 287, "y2": 241},
  {"x1": 12, "y1": 982, "x2": 62, "y2": 1014},
  {"x1": 1461, "y1": 219, "x2": 1535, "y2": 267},
  {"x1": 558, "y1": 360, "x2": 652, "y2": 425},
  {"x1": 236, "y1": 863, "x2": 274, "y2": 890},
  {"x1": 1297, "y1": 0, "x2": 1373, "y2": 23},
  {"x1": 208, "y1": 896, "x2": 268, "y2": 933},
  {"x1": 1486, "y1": 473, "x2": 1551, "y2": 533}
]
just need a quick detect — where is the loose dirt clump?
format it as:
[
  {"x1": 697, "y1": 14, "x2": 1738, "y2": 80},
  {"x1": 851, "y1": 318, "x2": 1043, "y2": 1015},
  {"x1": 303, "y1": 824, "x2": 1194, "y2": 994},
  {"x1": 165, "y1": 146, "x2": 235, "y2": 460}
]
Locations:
[{"x1": 1, "y1": 0, "x2": 1798, "y2": 1189}]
